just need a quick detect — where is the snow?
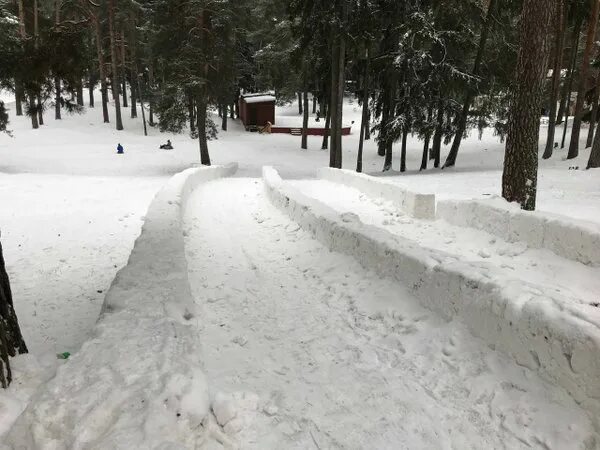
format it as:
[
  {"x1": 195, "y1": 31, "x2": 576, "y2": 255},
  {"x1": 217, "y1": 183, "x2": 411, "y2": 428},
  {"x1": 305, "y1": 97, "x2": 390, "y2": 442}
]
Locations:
[
  {"x1": 0, "y1": 92, "x2": 599, "y2": 447},
  {"x1": 3, "y1": 164, "x2": 237, "y2": 449},
  {"x1": 182, "y1": 175, "x2": 597, "y2": 448},
  {"x1": 241, "y1": 95, "x2": 276, "y2": 104},
  {"x1": 268, "y1": 169, "x2": 600, "y2": 417}
]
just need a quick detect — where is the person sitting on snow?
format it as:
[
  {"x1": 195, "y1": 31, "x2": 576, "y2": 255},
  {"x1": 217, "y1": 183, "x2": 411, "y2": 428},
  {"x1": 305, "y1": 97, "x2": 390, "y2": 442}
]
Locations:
[
  {"x1": 117, "y1": 143, "x2": 124, "y2": 154},
  {"x1": 160, "y1": 139, "x2": 173, "y2": 150}
]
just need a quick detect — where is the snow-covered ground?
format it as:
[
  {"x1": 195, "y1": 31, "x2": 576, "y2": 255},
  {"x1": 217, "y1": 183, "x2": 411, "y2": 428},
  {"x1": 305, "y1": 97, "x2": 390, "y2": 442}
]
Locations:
[
  {"x1": 183, "y1": 177, "x2": 597, "y2": 448},
  {"x1": 0, "y1": 92, "x2": 598, "y2": 446}
]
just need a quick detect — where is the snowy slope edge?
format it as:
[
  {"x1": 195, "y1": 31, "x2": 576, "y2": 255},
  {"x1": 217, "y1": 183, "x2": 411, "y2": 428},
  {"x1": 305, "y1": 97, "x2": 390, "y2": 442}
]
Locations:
[
  {"x1": 437, "y1": 198, "x2": 600, "y2": 266},
  {"x1": 317, "y1": 167, "x2": 436, "y2": 220},
  {"x1": 263, "y1": 166, "x2": 600, "y2": 422},
  {"x1": 3, "y1": 163, "x2": 238, "y2": 449}
]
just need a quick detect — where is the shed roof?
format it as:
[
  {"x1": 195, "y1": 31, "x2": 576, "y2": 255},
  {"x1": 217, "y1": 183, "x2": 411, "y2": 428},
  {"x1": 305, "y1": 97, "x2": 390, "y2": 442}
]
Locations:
[{"x1": 242, "y1": 95, "x2": 276, "y2": 104}]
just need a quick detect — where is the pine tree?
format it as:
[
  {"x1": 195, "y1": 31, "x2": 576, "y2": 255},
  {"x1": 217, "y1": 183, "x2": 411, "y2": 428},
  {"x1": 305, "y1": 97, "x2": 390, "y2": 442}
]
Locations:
[{"x1": 502, "y1": 0, "x2": 558, "y2": 210}]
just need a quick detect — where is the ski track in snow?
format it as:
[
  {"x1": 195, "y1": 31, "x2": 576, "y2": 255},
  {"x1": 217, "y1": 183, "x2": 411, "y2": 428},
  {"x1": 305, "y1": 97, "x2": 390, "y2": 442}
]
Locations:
[
  {"x1": 290, "y1": 179, "x2": 600, "y2": 311},
  {"x1": 184, "y1": 178, "x2": 597, "y2": 449}
]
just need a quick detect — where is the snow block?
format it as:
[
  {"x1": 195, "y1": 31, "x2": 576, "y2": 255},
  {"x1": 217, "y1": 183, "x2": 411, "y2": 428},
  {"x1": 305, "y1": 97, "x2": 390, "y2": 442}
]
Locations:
[
  {"x1": 317, "y1": 167, "x2": 436, "y2": 220},
  {"x1": 437, "y1": 197, "x2": 600, "y2": 266},
  {"x1": 4, "y1": 163, "x2": 238, "y2": 449},
  {"x1": 263, "y1": 166, "x2": 600, "y2": 420}
]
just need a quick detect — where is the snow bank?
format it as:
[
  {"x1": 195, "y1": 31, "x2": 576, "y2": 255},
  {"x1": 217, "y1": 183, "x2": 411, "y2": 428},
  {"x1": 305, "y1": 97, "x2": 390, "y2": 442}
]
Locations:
[
  {"x1": 317, "y1": 168, "x2": 436, "y2": 219},
  {"x1": 3, "y1": 163, "x2": 238, "y2": 449},
  {"x1": 263, "y1": 166, "x2": 600, "y2": 419},
  {"x1": 437, "y1": 197, "x2": 600, "y2": 266}
]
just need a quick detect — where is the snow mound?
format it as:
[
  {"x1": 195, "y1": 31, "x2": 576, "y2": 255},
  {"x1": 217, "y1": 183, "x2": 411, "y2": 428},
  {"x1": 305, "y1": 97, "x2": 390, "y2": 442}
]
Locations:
[
  {"x1": 263, "y1": 166, "x2": 600, "y2": 421},
  {"x1": 437, "y1": 197, "x2": 600, "y2": 266},
  {"x1": 2, "y1": 163, "x2": 238, "y2": 449},
  {"x1": 317, "y1": 167, "x2": 435, "y2": 219}
]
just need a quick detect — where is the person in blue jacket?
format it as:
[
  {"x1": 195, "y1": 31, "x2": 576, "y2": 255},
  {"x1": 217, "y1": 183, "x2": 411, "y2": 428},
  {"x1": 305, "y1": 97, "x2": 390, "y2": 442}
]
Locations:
[{"x1": 117, "y1": 143, "x2": 124, "y2": 154}]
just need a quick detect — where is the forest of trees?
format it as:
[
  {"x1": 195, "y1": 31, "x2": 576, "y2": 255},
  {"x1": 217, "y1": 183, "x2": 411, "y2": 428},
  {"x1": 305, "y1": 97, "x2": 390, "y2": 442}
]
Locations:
[{"x1": 0, "y1": 0, "x2": 598, "y2": 207}]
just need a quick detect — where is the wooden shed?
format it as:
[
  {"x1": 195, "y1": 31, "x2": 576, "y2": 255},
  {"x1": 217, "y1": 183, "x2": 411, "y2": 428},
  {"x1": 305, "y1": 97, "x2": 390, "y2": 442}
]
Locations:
[{"x1": 239, "y1": 94, "x2": 276, "y2": 130}]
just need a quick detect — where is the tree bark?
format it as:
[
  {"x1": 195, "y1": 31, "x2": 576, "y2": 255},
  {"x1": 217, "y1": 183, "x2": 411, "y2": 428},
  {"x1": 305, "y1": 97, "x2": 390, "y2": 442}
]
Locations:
[
  {"x1": 76, "y1": 82, "x2": 84, "y2": 107},
  {"x1": 221, "y1": 104, "x2": 228, "y2": 131},
  {"x1": 560, "y1": 25, "x2": 581, "y2": 148},
  {"x1": 586, "y1": 78, "x2": 600, "y2": 147},
  {"x1": 588, "y1": 117, "x2": 600, "y2": 167},
  {"x1": 301, "y1": 88, "x2": 309, "y2": 149},
  {"x1": 357, "y1": 47, "x2": 370, "y2": 173},
  {"x1": 543, "y1": 0, "x2": 567, "y2": 159},
  {"x1": 400, "y1": 127, "x2": 408, "y2": 172},
  {"x1": 14, "y1": 82, "x2": 23, "y2": 116},
  {"x1": 196, "y1": 92, "x2": 211, "y2": 166},
  {"x1": 108, "y1": 0, "x2": 124, "y2": 130},
  {"x1": 443, "y1": 0, "x2": 496, "y2": 168},
  {"x1": 329, "y1": 0, "x2": 346, "y2": 168},
  {"x1": 322, "y1": 101, "x2": 331, "y2": 150},
  {"x1": 0, "y1": 238, "x2": 28, "y2": 388},
  {"x1": 557, "y1": 17, "x2": 582, "y2": 124},
  {"x1": 502, "y1": 0, "x2": 557, "y2": 210},
  {"x1": 567, "y1": 0, "x2": 600, "y2": 159},
  {"x1": 297, "y1": 92, "x2": 303, "y2": 114},
  {"x1": 432, "y1": 103, "x2": 444, "y2": 168},
  {"x1": 92, "y1": 15, "x2": 109, "y2": 123},
  {"x1": 55, "y1": 78, "x2": 62, "y2": 120}
]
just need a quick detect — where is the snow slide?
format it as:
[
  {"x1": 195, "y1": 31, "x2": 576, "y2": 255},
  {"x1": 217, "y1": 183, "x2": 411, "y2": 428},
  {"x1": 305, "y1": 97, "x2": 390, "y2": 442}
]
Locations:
[
  {"x1": 264, "y1": 167, "x2": 600, "y2": 422},
  {"x1": 182, "y1": 174, "x2": 596, "y2": 448},
  {"x1": 3, "y1": 164, "x2": 237, "y2": 449}
]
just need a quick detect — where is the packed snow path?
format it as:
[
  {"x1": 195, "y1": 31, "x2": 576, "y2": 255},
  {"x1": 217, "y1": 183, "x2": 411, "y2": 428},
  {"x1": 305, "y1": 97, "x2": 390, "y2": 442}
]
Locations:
[{"x1": 183, "y1": 178, "x2": 596, "y2": 449}]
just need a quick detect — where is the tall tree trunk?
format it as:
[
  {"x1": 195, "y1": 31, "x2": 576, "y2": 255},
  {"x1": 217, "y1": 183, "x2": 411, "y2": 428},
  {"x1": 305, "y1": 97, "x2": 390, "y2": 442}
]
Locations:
[
  {"x1": 543, "y1": 0, "x2": 567, "y2": 159},
  {"x1": 0, "y1": 238, "x2": 28, "y2": 388},
  {"x1": 567, "y1": 0, "x2": 600, "y2": 159},
  {"x1": 560, "y1": 29, "x2": 580, "y2": 148},
  {"x1": 120, "y1": 30, "x2": 128, "y2": 108},
  {"x1": 400, "y1": 126, "x2": 408, "y2": 172},
  {"x1": 365, "y1": 109, "x2": 371, "y2": 140},
  {"x1": 588, "y1": 115, "x2": 600, "y2": 167},
  {"x1": 148, "y1": 63, "x2": 155, "y2": 126},
  {"x1": 108, "y1": 0, "x2": 123, "y2": 130},
  {"x1": 230, "y1": 102, "x2": 234, "y2": 119},
  {"x1": 432, "y1": 103, "x2": 444, "y2": 168},
  {"x1": 188, "y1": 95, "x2": 196, "y2": 134},
  {"x1": 136, "y1": 74, "x2": 147, "y2": 136},
  {"x1": 312, "y1": 93, "x2": 317, "y2": 114},
  {"x1": 16, "y1": 0, "x2": 25, "y2": 118},
  {"x1": 502, "y1": 0, "x2": 556, "y2": 210},
  {"x1": 557, "y1": 17, "x2": 582, "y2": 124},
  {"x1": 129, "y1": 13, "x2": 138, "y2": 119},
  {"x1": 28, "y1": 95, "x2": 38, "y2": 129},
  {"x1": 322, "y1": 101, "x2": 331, "y2": 150},
  {"x1": 196, "y1": 92, "x2": 211, "y2": 166},
  {"x1": 14, "y1": 81, "x2": 23, "y2": 116},
  {"x1": 93, "y1": 16, "x2": 109, "y2": 122},
  {"x1": 301, "y1": 88, "x2": 309, "y2": 149},
  {"x1": 54, "y1": 0, "x2": 61, "y2": 120},
  {"x1": 357, "y1": 47, "x2": 370, "y2": 173},
  {"x1": 297, "y1": 92, "x2": 303, "y2": 114},
  {"x1": 36, "y1": 95, "x2": 43, "y2": 125},
  {"x1": 54, "y1": 77, "x2": 61, "y2": 120},
  {"x1": 421, "y1": 107, "x2": 434, "y2": 170},
  {"x1": 221, "y1": 104, "x2": 228, "y2": 131},
  {"x1": 443, "y1": 0, "x2": 496, "y2": 168},
  {"x1": 586, "y1": 78, "x2": 600, "y2": 147},
  {"x1": 76, "y1": 82, "x2": 84, "y2": 106},
  {"x1": 329, "y1": 38, "x2": 341, "y2": 166},
  {"x1": 88, "y1": 73, "x2": 95, "y2": 107}
]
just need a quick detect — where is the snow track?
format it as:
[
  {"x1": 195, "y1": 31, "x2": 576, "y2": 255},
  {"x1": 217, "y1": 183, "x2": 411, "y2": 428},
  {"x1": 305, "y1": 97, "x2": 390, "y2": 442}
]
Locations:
[{"x1": 184, "y1": 177, "x2": 597, "y2": 449}]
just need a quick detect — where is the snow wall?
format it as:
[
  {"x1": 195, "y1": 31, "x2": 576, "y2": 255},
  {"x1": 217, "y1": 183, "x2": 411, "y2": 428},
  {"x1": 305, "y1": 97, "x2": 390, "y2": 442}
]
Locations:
[
  {"x1": 317, "y1": 168, "x2": 436, "y2": 220},
  {"x1": 437, "y1": 198, "x2": 600, "y2": 267},
  {"x1": 263, "y1": 166, "x2": 600, "y2": 421},
  {"x1": 4, "y1": 163, "x2": 238, "y2": 449}
]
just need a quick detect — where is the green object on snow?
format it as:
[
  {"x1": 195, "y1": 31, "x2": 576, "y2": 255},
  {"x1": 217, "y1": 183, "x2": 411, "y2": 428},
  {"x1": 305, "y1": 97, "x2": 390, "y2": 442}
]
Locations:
[{"x1": 56, "y1": 352, "x2": 70, "y2": 360}]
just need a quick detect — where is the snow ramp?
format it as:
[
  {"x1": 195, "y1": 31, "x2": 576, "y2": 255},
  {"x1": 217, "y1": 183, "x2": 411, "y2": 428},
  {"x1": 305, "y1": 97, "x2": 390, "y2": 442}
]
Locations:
[
  {"x1": 263, "y1": 166, "x2": 600, "y2": 422},
  {"x1": 3, "y1": 163, "x2": 238, "y2": 449}
]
